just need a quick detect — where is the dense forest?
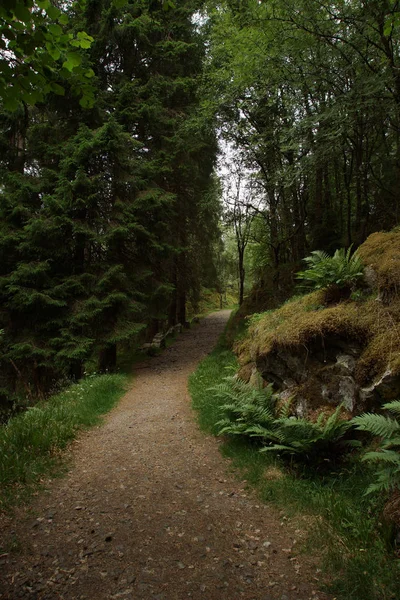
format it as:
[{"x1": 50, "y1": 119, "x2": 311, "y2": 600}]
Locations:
[
  {"x1": 1, "y1": 0, "x2": 400, "y2": 411},
  {"x1": 0, "y1": 0, "x2": 222, "y2": 410}
]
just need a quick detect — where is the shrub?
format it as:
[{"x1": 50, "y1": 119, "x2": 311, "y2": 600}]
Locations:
[
  {"x1": 352, "y1": 401, "x2": 400, "y2": 494},
  {"x1": 213, "y1": 376, "x2": 357, "y2": 465},
  {"x1": 260, "y1": 405, "x2": 357, "y2": 463},
  {"x1": 297, "y1": 246, "x2": 364, "y2": 291}
]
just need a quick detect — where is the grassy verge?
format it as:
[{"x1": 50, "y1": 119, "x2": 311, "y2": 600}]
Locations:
[
  {"x1": 0, "y1": 373, "x2": 128, "y2": 512},
  {"x1": 189, "y1": 334, "x2": 400, "y2": 600},
  {"x1": 187, "y1": 287, "x2": 238, "y2": 320}
]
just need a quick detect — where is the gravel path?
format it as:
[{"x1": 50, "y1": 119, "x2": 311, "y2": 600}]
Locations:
[{"x1": 0, "y1": 311, "x2": 330, "y2": 600}]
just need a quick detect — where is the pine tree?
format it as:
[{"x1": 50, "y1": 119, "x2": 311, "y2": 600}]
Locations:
[{"x1": 0, "y1": 0, "x2": 222, "y2": 407}]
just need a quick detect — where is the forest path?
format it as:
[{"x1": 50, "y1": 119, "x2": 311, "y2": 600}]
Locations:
[{"x1": 0, "y1": 311, "x2": 330, "y2": 600}]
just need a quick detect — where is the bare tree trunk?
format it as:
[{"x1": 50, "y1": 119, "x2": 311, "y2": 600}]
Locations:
[
  {"x1": 238, "y1": 246, "x2": 245, "y2": 306},
  {"x1": 99, "y1": 343, "x2": 117, "y2": 373}
]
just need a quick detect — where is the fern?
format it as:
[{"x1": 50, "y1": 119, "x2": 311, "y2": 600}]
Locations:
[
  {"x1": 297, "y1": 245, "x2": 364, "y2": 291},
  {"x1": 212, "y1": 377, "x2": 355, "y2": 465},
  {"x1": 363, "y1": 450, "x2": 400, "y2": 464},
  {"x1": 265, "y1": 405, "x2": 354, "y2": 460},
  {"x1": 381, "y1": 400, "x2": 400, "y2": 417},
  {"x1": 352, "y1": 401, "x2": 400, "y2": 494},
  {"x1": 351, "y1": 413, "x2": 400, "y2": 438}
]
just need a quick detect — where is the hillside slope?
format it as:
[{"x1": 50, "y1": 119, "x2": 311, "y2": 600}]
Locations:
[{"x1": 236, "y1": 231, "x2": 400, "y2": 418}]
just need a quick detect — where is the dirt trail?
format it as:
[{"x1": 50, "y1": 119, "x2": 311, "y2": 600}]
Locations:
[{"x1": 0, "y1": 311, "x2": 330, "y2": 600}]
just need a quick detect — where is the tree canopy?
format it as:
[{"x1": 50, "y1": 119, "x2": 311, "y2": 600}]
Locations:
[
  {"x1": 203, "y1": 0, "x2": 400, "y2": 296},
  {"x1": 0, "y1": 0, "x2": 221, "y2": 406},
  {"x1": 1, "y1": 0, "x2": 400, "y2": 409}
]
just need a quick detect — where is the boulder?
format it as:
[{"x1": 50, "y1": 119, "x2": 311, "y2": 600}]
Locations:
[{"x1": 255, "y1": 334, "x2": 400, "y2": 416}]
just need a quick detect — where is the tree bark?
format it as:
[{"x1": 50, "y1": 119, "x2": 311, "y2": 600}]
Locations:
[{"x1": 99, "y1": 344, "x2": 117, "y2": 373}]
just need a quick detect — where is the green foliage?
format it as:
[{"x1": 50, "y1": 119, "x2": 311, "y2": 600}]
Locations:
[
  {"x1": 352, "y1": 401, "x2": 400, "y2": 494},
  {"x1": 297, "y1": 247, "x2": 364, "y2": 291},
  {"x1": 0, "y1": 373, "x2": 127, "y2": 510},
  {"x1": 0, "y1": 0, "x2": 95, "y2": 109},
  {"x1": 213, "y1": 376, "x2": 356, "y2": 464},
  {"x1": 0, "y1": 0, "x2": 222, "y2": 404},
  {"x1": 189, "y1": 343, "x2": 238, "y2": 434},
  {"x1": 204, "y1": 0, "x2": 400, "y2": 297},
  {"x1": 191, "y1": 331, "x2": 400, "y2": 600},
  {"x1": 214, "y1": 377, "x2": 277, "y2": 437}
]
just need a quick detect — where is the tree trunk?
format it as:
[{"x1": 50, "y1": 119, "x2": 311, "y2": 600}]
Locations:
[
  {"x1": 168, "y1": 261, "x2": 178, "y2": 326},
  {"x1": 178, "y1": 289, "x2": 187, "y2": 326},
  {"x1": 98, "y1": 344, "x2": 117, "y2": 373},
  {"x1": 69, "y1": 360, "x2": 83, "y2": 381},
  {"x1": 238, "y1": 247, "x2": 245, "y2": 306}
]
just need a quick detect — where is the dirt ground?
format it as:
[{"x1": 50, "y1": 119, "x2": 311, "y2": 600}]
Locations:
[{"x1": 0, "y1": 311, "x2": 331, "y2": 600}]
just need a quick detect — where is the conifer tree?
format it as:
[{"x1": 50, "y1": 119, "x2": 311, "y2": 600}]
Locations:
[{"x1": 0, "y1": 0, "x2": 222, "y2": 405}]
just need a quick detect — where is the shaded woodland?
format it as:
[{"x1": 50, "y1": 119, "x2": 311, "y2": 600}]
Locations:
[
  {"x1": 1, "y1": 0, "x2": 400, "y2": 410},
  {"x1": 0, "y1": 0, "x2": 221, "y2": 409},
  {"x1": 209, "y1": 0, "x2": 400, "y2": 302}
]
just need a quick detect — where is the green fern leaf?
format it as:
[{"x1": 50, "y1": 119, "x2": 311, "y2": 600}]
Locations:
[
  {"x1": 261, "y1": 444, "x2": 298, "y2": 453},
  {"x1": 382, "y1": 436, "x2": 400, "y2": 449},
  {"x1": 352, "y1": 413, "x2": 400, "y2": 437},
  {"x1": 362, "y1": 450, "x2": 400, "y2": 464},
  {"x1": 384, "y1": 401, "x2": 400, "y2": 417}
]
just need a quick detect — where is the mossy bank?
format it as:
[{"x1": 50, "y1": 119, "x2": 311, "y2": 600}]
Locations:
[{"x1": 236, "y1": 231, "x2": 400, "y2": 419}]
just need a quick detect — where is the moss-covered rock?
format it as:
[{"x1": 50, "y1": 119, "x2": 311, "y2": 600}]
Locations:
[
  {"x1": 236, "y1": 231, "x2": 400, "y2": 417},
  {"x1": 358, "y1": 229, "x2": 400, "y2": 301}
]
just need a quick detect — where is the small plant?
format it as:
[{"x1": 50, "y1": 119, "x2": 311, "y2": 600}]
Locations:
[
  {"x1": 297, "y1": 246, "x2": 364, "y2": 291},
  {"x1": 192, "y1": 340, "x2": 400, "y2": 599},
  {"x1": 213, "y1": 376, "x2": 357, "y2": 465},
  {"x1": 261, "y1": 405, "x2": 357, "y2": 463},
  {"x1": 214, "y1": 377, "x2": 277, "y2": 438},
  {"x1": 352, "y1": 401, "x2": 400, "y2": 494}
]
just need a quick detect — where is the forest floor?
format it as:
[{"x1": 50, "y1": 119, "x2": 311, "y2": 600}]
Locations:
[{"x1": 0, "y1": 311, "x2": 331, "y2": 600}]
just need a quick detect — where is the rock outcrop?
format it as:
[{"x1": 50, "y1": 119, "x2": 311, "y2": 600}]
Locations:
[{"x1": 236, "y1": 231, "x2": 400, "y2": 418}]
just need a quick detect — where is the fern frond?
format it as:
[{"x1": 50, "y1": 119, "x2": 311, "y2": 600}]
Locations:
[
  {"x1": 362, "y1": 450, "x2": 400, "y2": 464},
  {"x1": 352, "y1": 413, "x2": 400, "y2": 437},
  {"x1": 305, "y1": 250, "x2": 330, "y2": 265},
  {"x1": 277, "y1": 397, "x2": 293, "y2": 419},
  {"x1": 277, "y1": 418, "x2": 316, "y2": 439},
  {"x1": 365, "y1": 481, "x2": 391, "y2": 495},
  {"x1": 218, "y1": 423, "x2": 248, "y2": 435},
  {"x1": 354, "y1": 403, "x2": 400, "y2": 494},
  {"x1": 243, "y1": 425, "x2": 279, "y2": 439},
  {"x1": 261, "y1": 444, "x2": 298, "y2": 453},
  {"x1": 382, "y1": 436, "x2": 400, "y2": 449},
  {"x1": 323, "y1": 408, "x2": 352, "y2": 439},
  {"x1": 383, "y1": 401, "x2": 400, "y2": 417},
  {"x1": 365, "y1": 465, "x2": 400, "y2": 494}
]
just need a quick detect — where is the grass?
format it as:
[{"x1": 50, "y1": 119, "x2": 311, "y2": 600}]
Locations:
[
  {"x1": 186, "y1": 287, "x2": 238, "y2": 320},
  {"x1": 0, "y1": 373, "x2": 128, "y2": 512},
  {"x1": 189, "y1": 311, "x2": 240, "y2": 433},
  {"x1": 189, "y1": 327, "x2": 400, "y2": 600}
]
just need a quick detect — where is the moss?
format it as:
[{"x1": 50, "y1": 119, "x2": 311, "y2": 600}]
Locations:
[
  {"x1": 238, "y1": 290, "x2": 400, "y2": 388},
  {"x1": 358, "y1": 230, "x2": 400, "y2": 293},
  {"x1": 236, "y1": 232, "x2": 400, "y2": 405},
  {"x1": 236, "y1": 362, "x2": 255, "y2": 383}
]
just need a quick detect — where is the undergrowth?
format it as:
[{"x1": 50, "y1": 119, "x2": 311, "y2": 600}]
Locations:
[
  {"x1": 353, "y1": 401, "x2": 400, "y2": 494},
  {"x1": 213, "y1": 376, "x2": 357, "y2": 466},
  {"x1": 190, "y1": 331, "x2": 400, "y2": 600},
  {"x1": 0, "y1": 373, "x2": 127, "y2": 511}
]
